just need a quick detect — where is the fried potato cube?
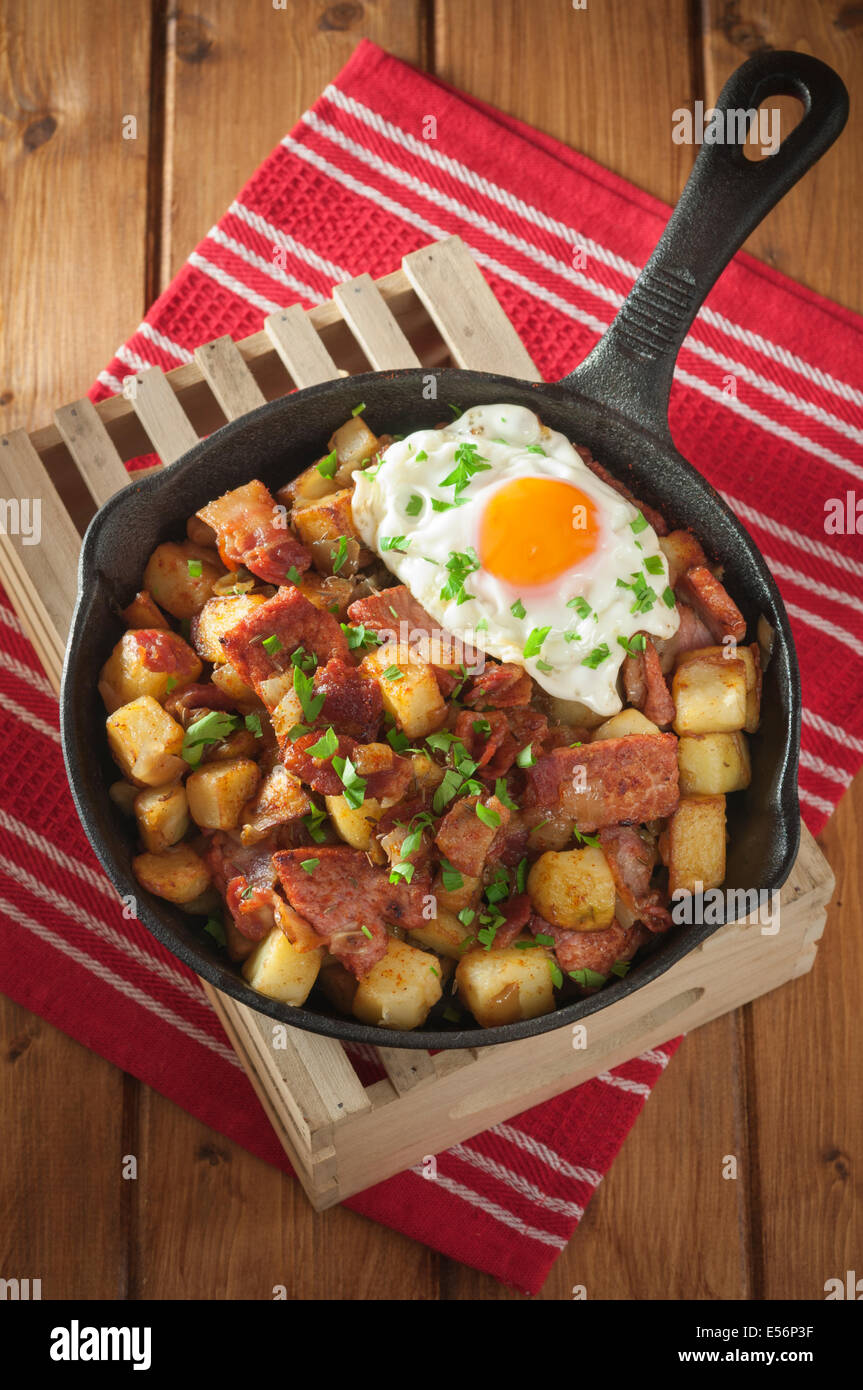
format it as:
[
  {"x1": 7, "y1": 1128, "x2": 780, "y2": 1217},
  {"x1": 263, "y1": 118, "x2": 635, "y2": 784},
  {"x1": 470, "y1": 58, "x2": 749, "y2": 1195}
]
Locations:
[
  {"x1": 108, "y1": 780, "x2": 139, "y2": 816},
  {"x1": 132, "y1": 843, "x2": 211, "y2": 903},
  {"x1": 269, "y1": 688, "x2": 304, "y2": 744},
  {"x1": 409, "y1": 907, "x2": 469, "y2": 960},
  {"x1": 241, "y1": 765, "x2": 310, "y2": 844},
  {"x1": 676, "y1": 642, "x2": 762, "y2": 733},
  {"x1": 411, "y1": 751, "x2": 445, "y2": 791},
  {"x1": 99, "y1": 629, "x2": 202, "y2": 712},
  {"x1": 527, "y1": 846, "x2": 616, "y2": 931},
  {"x1": 433, "y1": 870, "x2": 481, "y2": 914},
  {"x1": 678, "y1": 731, "x2": 751, "y2": 795},
  {"x1": 592, "y1": 708, "x2": 661, "y2": 740},
  {"x1": 295, "y1": 571, "x2": 355, "y2": 618},
  {"x1": 659, "y1": 529, "x2": 708, "y2": 585},
  {"x1": 280, "y1": 461, "x2": 341, "y2": 511},
  {"x1": 456, "y1": 946, "x2": 555, "y2": 1029},
  {"x1": 186, "y1": 757, "x2": 261, "y2": 830},
  {"x1": 190, "y1": 593, "x2": 270, "y2": 664},
  {"x1": 360, "y1": 642, "x2": 446, "y2": 737},
  {"x1": 120, "y1": 590, "x2": 170, "y2": 630},
  {"x1": 292, "y1": 488, "x2": 361, "y2": 549},
  {"x1": 329, "y1": 415, "x2": 380, "y2": 486},
  {"x1": 666, "y1": 794, "x2": 726, "y2": 895},
  {"x1": 324, "y1": 793, "x2": 386, "y2": 858},
  {"x1": 143, "y1": 540, "x2": 224, "y2": 619},
  {"x1": 242, "y1": 926, "x2": 323, "y2": 1006},
  {"x1": 672, "y1": 651, "x2": 747, "y2": 734},
  {"x1": 210, "y1": 660, "x2": 262, "y2": 712},
  {"x1": 106, "y1": 696, "x2": 186, "y2": 787},
  {"x1": 352, "y1": 937, "x2": 442, "y2": 1030},
  {"x1": 133, "y1": 783, "x2": 189, "y2": 853}
]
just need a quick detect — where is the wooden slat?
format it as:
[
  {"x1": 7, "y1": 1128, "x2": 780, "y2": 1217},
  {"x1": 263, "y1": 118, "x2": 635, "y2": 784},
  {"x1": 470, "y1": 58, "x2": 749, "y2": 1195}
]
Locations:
[
  {"x1": 193, "y1": 335, "x2": 268, "y2": 422},
  {"x1": 333, "y1": 274, "x2": 422, "y2": 369},
  {"x1": 375, "y1": 1048, "x2": 437, "y2": 1094},
  {"x1": 264, "y1": 305, "x2": 342, "y2": 388},
  {"x1": 403, "y1": 238, "x2": 541, "y2": 378},
  {"x1": 129, "y1": 367, "x2": 200, "y2": 465},
  {"x1": 54, "y1": 398, "x2": 132, "y2": 508},
  {"x1": 0, "y1": 428, "x2": 82, "y2": 680}
]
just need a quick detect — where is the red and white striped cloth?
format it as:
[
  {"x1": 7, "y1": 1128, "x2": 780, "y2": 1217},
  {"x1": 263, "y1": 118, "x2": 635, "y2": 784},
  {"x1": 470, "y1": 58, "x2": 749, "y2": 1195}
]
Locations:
[{"x1": 0, "y1": 41, "x2": 860, "y2": 1294}]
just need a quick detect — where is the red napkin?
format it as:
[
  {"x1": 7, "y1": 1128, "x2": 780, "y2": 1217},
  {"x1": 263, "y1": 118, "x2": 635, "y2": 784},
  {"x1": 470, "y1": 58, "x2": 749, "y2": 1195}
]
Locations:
[{"x1": 1, "y1": 40, "x2": 860, "y2": 1295}]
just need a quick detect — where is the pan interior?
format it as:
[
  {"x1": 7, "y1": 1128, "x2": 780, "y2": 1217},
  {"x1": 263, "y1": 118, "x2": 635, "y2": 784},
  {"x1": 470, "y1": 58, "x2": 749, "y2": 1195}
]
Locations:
[{"x1": 62, "y1": 368, "x2": 800, "y2": 1049}]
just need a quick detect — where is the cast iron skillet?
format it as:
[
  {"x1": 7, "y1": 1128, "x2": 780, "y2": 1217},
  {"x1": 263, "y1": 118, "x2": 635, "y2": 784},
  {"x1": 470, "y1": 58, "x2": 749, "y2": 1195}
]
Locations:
[{"x1": 61, "y1": 51, "x2": 848, "y2": 1049}]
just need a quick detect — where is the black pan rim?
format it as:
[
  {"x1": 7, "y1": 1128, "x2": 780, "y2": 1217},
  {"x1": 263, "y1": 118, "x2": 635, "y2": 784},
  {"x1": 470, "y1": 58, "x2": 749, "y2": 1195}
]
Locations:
[{"x1": 60, "y1": 365, "x2": 802, "y2": 1050}]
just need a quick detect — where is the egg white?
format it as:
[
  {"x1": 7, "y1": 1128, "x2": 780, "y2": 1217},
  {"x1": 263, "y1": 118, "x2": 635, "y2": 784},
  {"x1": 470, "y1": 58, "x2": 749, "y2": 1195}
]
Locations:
[{"x1": 351, "y1": 404, "x2": 679, "y2": 716}]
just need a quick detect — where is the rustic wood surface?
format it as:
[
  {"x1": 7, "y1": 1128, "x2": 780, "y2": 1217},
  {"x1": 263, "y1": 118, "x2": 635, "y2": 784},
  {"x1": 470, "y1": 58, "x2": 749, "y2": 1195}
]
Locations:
[{"x1": 0, "y1": 0, "x2": 859, "y2": 1300}]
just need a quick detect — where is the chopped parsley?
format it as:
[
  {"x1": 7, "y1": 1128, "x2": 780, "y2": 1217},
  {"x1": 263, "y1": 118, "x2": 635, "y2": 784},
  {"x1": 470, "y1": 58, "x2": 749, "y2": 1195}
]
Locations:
[
  {"x1": 582, "y1": 643, "x2": 611, "y2": 669},
  {"x1": 611, "y1": 960, "x2": 631, "y2": 978},
  {"x1": 643, "y1": 554, "x2": 664, "y2": 575},
  {"x1": 440, "y1": 547, "x2": 480, "y2": 606},
  {"x1": 262, "y1": 634, "x2": 283, "y2": 657},
  {"x1": 332, "y1": 754, "x2": 366, "y2": 809},
  {"x1": 306, "y1": 727, "x2": 338, "y2": 759},
  {"x1": 317, "y1": 449, "x2": 338, "y2": 478},
  {"x1": 573, "y1": 827, "x2": 600, "y2": 848},
  {"x1": 510, "y1": 598, "x2": 526, "y2": 620},
  {"x1": 405, "y1": 494, "x2": 423, "y2": 517},
  {"x1": 341, "y1": 622, "x2": 381, "y2": 650},
  {"x1": 351, "y1": 402, "x2": 366, "y2": 416},
  {"x1": 302, "y1": 805, "x2": 328, "y2": 843},
  {"x1": 630, "y1": 510, "x2": 648, "y2": 535},
  {"x1": 383, "y1": 665, "x2": 404, "y2": 681},
  {"x1": 286, "y1": 565, "x2": 302, "y2": 586},
  {"x1": 617, "y1": 633, "x2": 646, "y2": 657},
  {"x1": 294, "y1": 664, "x2": 325, "y2": 723},
  {"x1": 380, "y1": 535, "x2": 410, "y2": 552},
  {"x1": 439, "y1": 858, "x2": 463, "y2": 892},
  {"x1": 548, "y1": 959, "x2": 564, "y2": 988},
  {"x1": 331, "y1": 536, "x2": 349, "y2": 574},
  {"x1": 476, "y1": 801, "x2": 501, "y2": 829},
  {"x1": 516, "y1": 857, "x2": 528, "y2": 893},
  {"x1": 360, "y1": 925, "x2": 373, "y2": 939},
  {"x1": 187, "y1": 558, "x2": 203, "y2": 577},
  {"x1": 569, "y1": 968, "x2": 607, "y2": 988},
  {"x1": 415, "y1": 449, "x2": 428, "y2": 462},
  {"x1": 439, "y1": 441, "x2": 491, "y2": 497},
  {"x1": 181, "y1": 711, "x2": 239, "y2": 767},
  {"x1": 203, "y1": 917, "x2": 226, "y2": 947},
  {"x1": 567, "y1": 595, "x2": 592, "y2": 619},
  {"x1": 300, "y1": 859, "x2": 320, "y2": 875},
  {"x1": 662, "y1": 585, "x2": 676, "y2": 608},
  {"x1": 523, "y1": 625, "x2": 551, "y2": 659},
  {"x1": 245, "y1": 713, "x2": 263, "y2": 738},
  {"x1": 516, "y1": 744, "x2": 536, "y2": 768}
]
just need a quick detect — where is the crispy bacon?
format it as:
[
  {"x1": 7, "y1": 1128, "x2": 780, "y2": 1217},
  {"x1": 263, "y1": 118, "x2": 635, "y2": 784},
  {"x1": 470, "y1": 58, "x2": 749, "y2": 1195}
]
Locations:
[
  {"x1": 206, "y1": 832, "x2": 279, "y2": 898},
  {"x1": 347, "y1": 584, "x2": 478, "y2": 668},
  {"x1": 434, "y1": 794, "x2": 510, "y2": 877},
  {"x1": 523, "y1": 734, "x2": 679, "y2": 830},
  {"x1": 483, "y1": 707, "x2": 548, "y2": 777},
  {"x1": 272, "y1": 846, "x2": 431, "y2": 978},
  {"x1": 164, "y1": 681, "x2": 239, "y2": 722},
  {"x1": 225, "y1": 877, "x2": 277, "y2": 942},
  {"x1": 490, "y1": 893, "x2": 532, "y2": 948},
  {"x1": 198, "y1": 479, "x2": 311, "y2": 584},
  {"x1": 313, "y1": 657, "x2": 382, "y2": 743},
  {"x1": 676, "y1": 566, "x2": 746, "y2": 643},
  {"x1": 133, "y1": 629, "x2": 200, "y2": 677},
  {"x1": 599, "y1": 826, "x2": 671, "y2": 934},
  {"x1": 653, "y1": 602, "x2": 713, "y2": 673},
  {"x1": 454, "y1": 710, "x2": 509, "y2": 769},
  {"x1": 579, "y1": 449, "x2": 668, "y2": 536},
  {"x1": 282, "y1": 732, "x2": 411, "y2": 801},
  {"x1": 531, "y1": 914, "x2": 649, "y2": 978},
  {"x1": 220, "y1": 585, "x2": 349, "y2": 700},
  {"x1": 621, "y1": 636, "x2": 675, "y2": 728},
  {"x1": 463, "y1": 662, "x2": 533, "y2": 709}
]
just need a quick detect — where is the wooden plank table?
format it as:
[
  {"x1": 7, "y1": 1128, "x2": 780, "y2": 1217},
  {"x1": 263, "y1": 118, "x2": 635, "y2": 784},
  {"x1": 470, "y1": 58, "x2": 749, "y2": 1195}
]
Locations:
[{"x1": 0, "y1": 0, "x2": 859, "y2": 1300}]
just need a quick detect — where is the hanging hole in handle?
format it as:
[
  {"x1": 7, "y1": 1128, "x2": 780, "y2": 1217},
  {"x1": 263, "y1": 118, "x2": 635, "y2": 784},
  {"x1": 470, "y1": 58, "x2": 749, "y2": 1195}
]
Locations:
[{"x1": 742, "y1": 94, "x2": 805, "y2": 162}]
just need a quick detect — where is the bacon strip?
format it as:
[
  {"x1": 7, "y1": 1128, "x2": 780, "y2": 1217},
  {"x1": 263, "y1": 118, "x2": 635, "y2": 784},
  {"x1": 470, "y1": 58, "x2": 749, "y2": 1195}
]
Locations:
[
  {"x1": 198, "y1": 479, "x2": 311, "y2": 583},
  {"x1": 523, "y1": 734, "x2": 680, "y2": 830},
  {"x1": 434, "y1": 794, "x2": 510, "y2": 877},
  {"x1": 313, "y1": 657, "x2": 382, "y2": 743},
  {"x1": 598, "y1": 826, "x2": 671, "y2": 934},
  {"x1": 621, "y1": 636, "x2": 675, "y2": 727},
  {"x1": 653, "y1": 602, "x2": 713, "y2": 673},
  {"x1": 347, "y1": 583, "x2": 478, "y2": 668},
  {"x1": 490, "y1": 893, "x2": 532, "y2": 948},
  {"x1": 676, "y1": 566, "x2": 746, "y2": 643},
  {"x1": 282, "y1": 732, "x2": 411, "y2": 801},
  {"x1": 220, "y1": 585, "x2": 349, "y2": 701},
  {"x1": 272, "y1": 846, "x2": 430, "y2": 978},
  {"x1": 530, "y1": 914, "x2": 649, "y2": 978},
  {"x1": 463, "y1": 662, "x2": 533, "y2": 709}
]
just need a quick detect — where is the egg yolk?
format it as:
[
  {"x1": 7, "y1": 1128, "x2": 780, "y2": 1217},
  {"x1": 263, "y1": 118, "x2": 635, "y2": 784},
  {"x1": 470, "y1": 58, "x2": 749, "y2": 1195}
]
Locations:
[{"x1": 478, "y1": 477, "x2": 600, "y2": 588}]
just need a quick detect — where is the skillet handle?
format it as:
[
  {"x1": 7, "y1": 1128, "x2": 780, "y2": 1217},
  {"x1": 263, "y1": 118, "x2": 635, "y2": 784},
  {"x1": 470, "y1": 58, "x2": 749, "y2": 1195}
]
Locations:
[{"x1": 560, "y1": 51, "x2": 849, "y2": 439}]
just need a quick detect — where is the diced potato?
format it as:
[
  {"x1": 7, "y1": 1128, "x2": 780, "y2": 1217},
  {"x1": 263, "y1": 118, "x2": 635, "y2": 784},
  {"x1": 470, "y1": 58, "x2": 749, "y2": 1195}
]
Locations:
[
  {"x1": 106, "y1": 696, "x2": 186, "y2": 787},
  {"x1": 672, "y1": 651, "x2": 747, "y2": 734},
  {"x1": 666, "y1": 794, "x2": 726, "y2": 895},
  {"x1": 527, "y1": 846, "x2": 616, "y2": 931},
  {"x1": 352, "y1": 938, "x2": 442, "y2": 1030},
  {"x1": 317, "y1": 958, "x2": 358, "y2": 1014},
  {"x1": 411, "y1": 751, "x2": 445, "y2": 791},
  {"x1": 133, "y1": 843, "x2": 211, "y2": 903},
  {"x1": 409, "y1": 907, "x2": 470, "y2": 960},
  {"x1": 242, "y1": 926, "x2": 323, "y2": 1005},
  {"x1": 361, "y1": 642, "x2": 446, "y2": 737},
  {"x1": 133, "y1": 783, "x2": 189, "y2": 853},
  {"x1": 272, "y1": 896, "x2": 326, "y2": 953},
  {"x1": 99, "y1": 629, "x2": 202, "y2": 712},
  {"x1": 241, "y1": 765, "x2": 310, "y2": 844},
  {"x1": 525, "y1": 812, "x2": 576, "y2": 853},
  {"x1": 592, "y1": 708, "x2": 661, "y2": 740},
  {"x1": 456, "y1": 947, "x2": 555, "y2": 1029},
  {"x1": 200, "y1": 728, "x2": 260, "y2": 764},
  {"x1": 121, "y1": 590, "x2": 170, "y2": 630},
  {"x1": 186, "y1": 758, "x2": 261, "y2": 831},
  {"x1": 659, "y1": 529, "x2": 708, "y2": 585},
  {"x1": 210, "y1": 660, "x2": 261, "y2": 712},
  {"x1": 329, "y1": 414, "x2": 380, "y2": 486},
  {"x1": 292, "y1": 488, "x2": 362, "y2": 549},
  {"x1": 433, "y1": 870, "x2": 481, "y2": 914},
  {"x1": 190, "y1": 593, "x2": 270, "y2": 664},
  {"x1": 295, "y1": 571, "x2": 354, "y2": 618},
  {"x1": 280, "y1": 460, "x2": 340, "y2": 510},
  {"x1": 324, "y1": 793, "x2": 386, "y2": 860},
  {"x1": 143, "y1": 540, "x2": 224, "y2": 619},
  {"x1": 678, "y1": 731, "x2": 751, "y2": 795},
  {"x1": 545, "y1": 695, "x2": 605, "y2": 731},
  {"x1": 676, "y1": 643, "x2": 761, "y2": 733},
  {"x1": 186, "y1": 514, "x2": 217, "y2": 547},
  {"x1": 269, "y1": 688, "x2": 304, "y2": 744},
  {"x1": 108, "y1": 780, "x2": 138, "y2": 815}
]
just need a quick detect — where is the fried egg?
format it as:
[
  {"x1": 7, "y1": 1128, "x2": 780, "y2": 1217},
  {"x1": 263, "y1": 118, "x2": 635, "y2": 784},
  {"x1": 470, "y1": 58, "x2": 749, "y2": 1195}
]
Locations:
[{"x1": 351, "y1": 404, "x2": 679, "y2": 716}]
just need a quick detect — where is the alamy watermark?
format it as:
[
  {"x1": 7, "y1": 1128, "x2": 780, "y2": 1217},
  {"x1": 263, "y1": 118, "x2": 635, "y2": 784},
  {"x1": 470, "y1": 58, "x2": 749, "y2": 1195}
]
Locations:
[
  {"x1": 0, "y1": 497, "x2": 41, "y2": 545},
  {"x1": 672, "y1": 101, "x2": 780, "y2": 157}
]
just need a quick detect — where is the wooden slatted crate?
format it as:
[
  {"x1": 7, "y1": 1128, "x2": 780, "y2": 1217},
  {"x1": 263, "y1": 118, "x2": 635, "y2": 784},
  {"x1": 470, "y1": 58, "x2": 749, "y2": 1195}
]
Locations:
[{"x1": 0, "y1": 236, "x2": 834, "y2": 1210}]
